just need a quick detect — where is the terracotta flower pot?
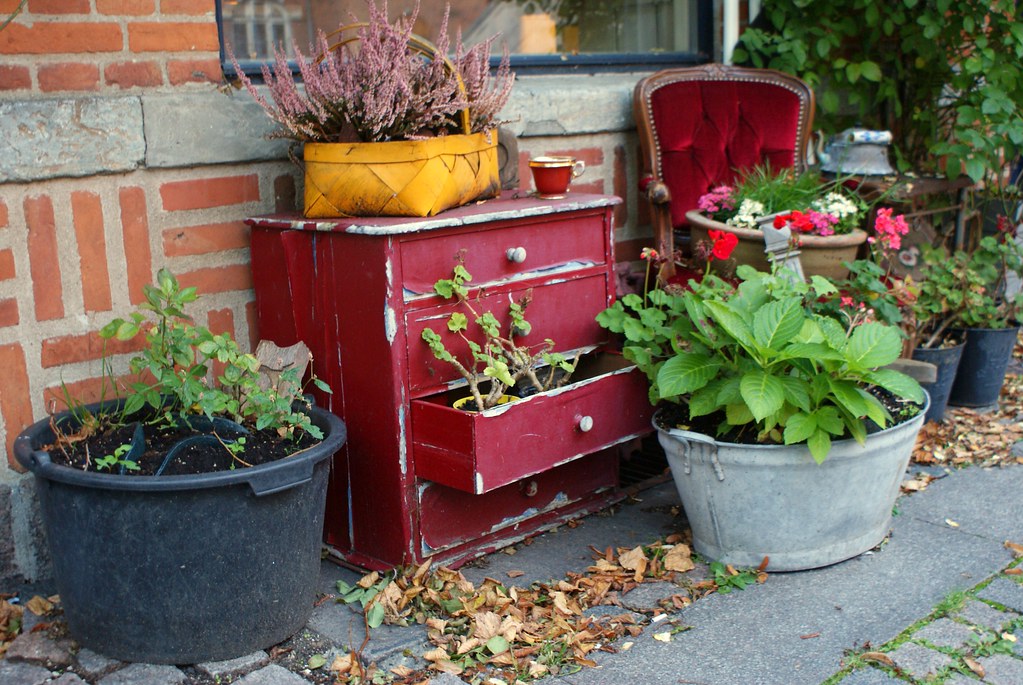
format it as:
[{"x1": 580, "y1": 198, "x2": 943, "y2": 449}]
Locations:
[{"x1": 686, "y1": 210, "x2": 867, "y2": 280}]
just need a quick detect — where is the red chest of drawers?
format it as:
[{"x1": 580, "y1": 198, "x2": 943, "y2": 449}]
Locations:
[{"x1": 247, "y1": 194, "x2": 652, "y2": 570}]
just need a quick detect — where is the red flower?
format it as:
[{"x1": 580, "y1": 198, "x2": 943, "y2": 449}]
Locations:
[
  {"x1": 707, "y1": 229, "x2": 739, "y2": 261},
  {"x1": 774, "y1": 211, "x2": 814, "y2": 233}
]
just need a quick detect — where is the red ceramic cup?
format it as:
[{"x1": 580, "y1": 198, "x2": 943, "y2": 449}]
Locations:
[{"x1": 529, "y1": 156, "x2": 586, "y2": 198}]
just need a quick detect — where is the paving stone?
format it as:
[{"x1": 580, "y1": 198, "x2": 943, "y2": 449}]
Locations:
[
  {"x1": 196, "y1": 650, "x2": 270, "y2": 679},
  {"x1": 836, "y1": 667, "x2": 905, "y2": 684},
  {"x1": 942, "y1": 676, "x2": 981, "y2": 685},
  {"x1": 1014, "y1": 626, "x2": 1023, "y2": 657},
  {"x1": 956, "y1": 599, "x2": 1019, "y2": 632},
  {"x1": 977, "y1": 653, "x2": 1023, "y2": 685},
  {"x1": 978, "y1": 576, "x2": 1023, "y2": 613},
  {"x1": 0, "y1": 660, "x2": 54, "y2": 685},
  {"x1": 51, "y1": 674, "x2": 88, "y2": 684},
  {"x1": 617, "y1": 581, "x2": 686, "y2": 612},
  {"x1": 5, "y1": 631, "x2": 74, "y2": 669},
  {"x1": 886, "y1": 642, "x2": 953, "y2": 679},
  {"x1": 308, "y1": 601, "x2": 430, "y2": 664},
  {"x1": 96, "y1": 663, "x2": 188, "y2": 685},
  {"x1": 235, "y1": 663, "x2": 311, "y2": 684},
  {"x1": 1010, "y1": 440, "x2": 1023, "y2": 458},
  {"x1": 912, "y1": 617, "x2": 980, "y2": 649},
  {"x1": 425, "y1": 675, "x2": 466, "y2": 685},
  {"x1": 75, "y1": 647, "x2": 123, "y2": 680}
]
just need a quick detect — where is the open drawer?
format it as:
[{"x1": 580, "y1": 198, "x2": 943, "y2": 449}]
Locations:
[{"x1": 411, "y1": 355, "x2": 653, "y2": 494}]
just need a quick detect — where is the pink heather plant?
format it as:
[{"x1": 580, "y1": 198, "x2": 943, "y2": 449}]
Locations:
[{"x1": 228, "y1": 0, "x2": 514, "y2": 144}]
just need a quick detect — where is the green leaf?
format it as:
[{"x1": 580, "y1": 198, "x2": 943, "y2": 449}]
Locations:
[
  {"x1": 307, "y1": 654, "x2": 327, "y2": 670},
  {"x1": 846, "y1": 323, "x2": 901, "y2": 369},
  {"x1": 725, "y1": 403, "x2": 754, "y2": 425},
  {"x1": 807, "y1": 429, "x2": 832, "y2": 464},
  {"x1": 622, "y1": 317, "x2": 654, "y2": 342},
  {"x1": 689, "y1": 381, "x2": 723, "y2": 418},
  {"x1": 783, "y1": 411, "x2": 817, "y2": 444},
  {"x1": 657, "y1": 353, "x2": 722, "y2": 398},
  {"x1": 703, "y1": 301, "x2": 755, "y2": 347},
  {"x1": 486, "y1": 635, "x2": 510, "y2": 655},
  {"x1": 752, "y1": 298, "x2": 804, "y2": 350},
  {"x1": 860, "y1": 60, "x2": 883, "y2": 81},
  {"x1": 814, "y1": 406, "x2": 845, "y2": 435},
  {"x1": 366, "y1": 602, "x2": 385, "y2": 629},
  {"x1": 829, "y1": 379, "x2": 870, "y2": 417},
  {"x1": 778, "y1": 375, "x2": 811, "y2": 412},
  {"x1": 739, "y1": 371, "x2": 786, "y2": 422},
  {"x1": 447, "y1": 312, "x2": 467, "y2": 333},
  {"x1": 866, "y1": 369, "x2": 925, "y2": 404}
]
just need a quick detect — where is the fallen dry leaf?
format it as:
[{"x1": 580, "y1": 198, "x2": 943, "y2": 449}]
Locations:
[
  {"x1": 964, "y1": 656, "x2": 985, "y2": 678},
  {"x1": 24, "y1": 596, "x2": 53, "y2": 616},
  {"x1": 1005, "y1": 541, "x2": 1023, "y2": 557},
  {"x1": 619, "y1": 546, "x2": 649, "y2": 582},
  {"x1": 506, "y1": 570, "x2": 525, "y2": 578},
  {"x1": 800, "y1": 632, "x2": 821, "y2": 639},
  {"x1": 1005, "y1": 568, "x2": 1022, "y2": 576},
  {"x1": 663, "y1": 544, "x2": 695, "y2": 573},
  {"x1": 652, "y1": 632, "x2": 672, "y2": 642},
  {"x1": 861, "y1": 652, "x2": 895, "y2": 667}
]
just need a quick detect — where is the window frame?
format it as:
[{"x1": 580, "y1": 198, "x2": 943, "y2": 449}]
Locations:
[{"x1": 216, "y1": 0, "x2": 713, "y2": 79}]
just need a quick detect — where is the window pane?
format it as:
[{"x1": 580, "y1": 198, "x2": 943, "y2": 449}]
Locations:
[{"x1": 221, "y1": 0, "x2": 701, "y2": 62}]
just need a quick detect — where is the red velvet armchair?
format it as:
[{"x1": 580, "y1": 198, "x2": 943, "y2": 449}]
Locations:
[{"x1": 634, "y1": 63, "x2": 815, "y2": 276}]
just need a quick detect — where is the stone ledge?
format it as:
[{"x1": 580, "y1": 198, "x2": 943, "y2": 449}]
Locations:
[
  {"x1": 1, "y1": 73, "x2": 648, "y2": 184},
  {"x1": 0, "y1": 97, "x2": 145, "y2": 183}
]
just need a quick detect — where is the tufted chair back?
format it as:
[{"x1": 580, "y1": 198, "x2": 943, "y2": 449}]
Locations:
[{"x1": 634, "y1": 64, "x2": 815, "y2": 275}]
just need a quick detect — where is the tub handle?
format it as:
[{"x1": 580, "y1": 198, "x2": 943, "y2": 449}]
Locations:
[{"x1": 678, "y1": 432, "x2": 725, "y2": 482}]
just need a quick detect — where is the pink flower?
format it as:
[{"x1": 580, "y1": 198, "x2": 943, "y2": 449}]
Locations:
[
  {"x1": 697, "y1": 186, "x2": 736, "y2": 215},
  {"x1": 872, "y1": 208, "x2": 909, "y2": 251},
  {"x1": 840, "y1": 296, "x2": 855, "y2": 307}
]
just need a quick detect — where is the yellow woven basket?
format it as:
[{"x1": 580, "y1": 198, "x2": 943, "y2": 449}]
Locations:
[{"x1": 302, "y1": 27, "x2": 501, "y2": 219}]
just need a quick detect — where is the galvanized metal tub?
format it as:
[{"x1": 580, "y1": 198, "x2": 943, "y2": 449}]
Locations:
[{"x1": 655, "y1": 398, "x2": 927, "y2": 572}]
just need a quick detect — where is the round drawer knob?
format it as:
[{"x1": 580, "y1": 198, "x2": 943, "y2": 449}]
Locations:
[
  {"x1": 506, "y1": 246, "x2": 527, "y2": 263},
  {"x1": 523, "y1": 480, "x2": 539, "y2": 497},
  {"x1": 577, "y1": 415, "x2": 594, "y2": 432}
]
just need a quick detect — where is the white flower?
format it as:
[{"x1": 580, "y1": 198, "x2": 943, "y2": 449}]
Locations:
[
  {"x1": 726, "y1": 199, "x2": 766, "y2": 230},
  {"x1": 811, "y1": 192, "x2": 859, "y2": 219}
]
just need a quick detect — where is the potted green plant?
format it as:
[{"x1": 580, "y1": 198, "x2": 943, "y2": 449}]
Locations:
[
  {"x1": 228, "y1": 0, "x2": 514, "y2": 218},
  {"x1": 13, "y1": 270, "x2": 346, "y2": 664},
  {"x1": 422, "y1": 260, "x2": 577, "y2": 411},
  {"x1": 597, "y1": 246, "x2": 927, "y2": 571},
  {"x1": 687, "y1": 165, "x2": 869, "y2": 279},
  {"x1": 943, "y1": 229, "x2": 1023, "y2": 407}
]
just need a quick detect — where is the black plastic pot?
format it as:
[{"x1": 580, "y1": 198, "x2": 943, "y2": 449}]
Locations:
[
  {"x1": 948, "y1": 326, "x2": 1020, "y2": 407},
  {"x1": 912, "y1": 341, "x2": 965, "y2": 422},
  {"x1": 14, "y1": 405, "x2": 346, "y2": 664}
]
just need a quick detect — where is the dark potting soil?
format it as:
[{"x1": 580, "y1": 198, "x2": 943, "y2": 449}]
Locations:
[
  {"x1": 45, "y1": 415, "x2": 319, "y2": 476},
  {"x1": 655, "y1": 387, "x2": 923, "y2": 445}
]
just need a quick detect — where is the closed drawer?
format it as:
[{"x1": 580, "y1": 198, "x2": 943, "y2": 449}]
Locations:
[
  {"x1": 406, "y1": 273, "x2": 610, "y2": 396},
  {"x1": 399, "y1": 211, "x2": 608, "y2": 298},
  {"x1": 411, "y1": 357, "x2": 653, "y2": 494},
  {"x1": 418, "y1": 450, "x2": 618, "y2": 554}
]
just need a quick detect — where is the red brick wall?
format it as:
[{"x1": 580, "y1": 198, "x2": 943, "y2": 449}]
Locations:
[{"x1": 0, "y1": 0, "x2": 222, "y2": 94}]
